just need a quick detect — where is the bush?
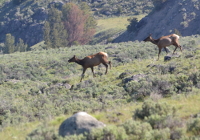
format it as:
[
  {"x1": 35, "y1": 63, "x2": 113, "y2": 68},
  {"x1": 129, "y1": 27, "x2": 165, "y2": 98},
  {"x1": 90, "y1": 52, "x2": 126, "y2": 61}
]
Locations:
[
  {"x1": 150, "y1": 128, "x2": 170, "y2": 140},
  {"x1": 170, "y1": 127, "x2": 186, "y2": 140},
  {"x1": 121, "y1": 120, "x2": 152, "y2": 139},
  {"x1": 124, "y1": 79, "x2": 152, "y2": 97},
  {"x1": 134, "y1": 100, "x2": 175, "y2": 120},
  {"x1": 127, "y1": 17, "x2": 138, "y2": 32},
  {"x1": 26, "y1": 124, "x2": 61, "y2": 140},
  {"x1": 187, "y1": 118, "x2": 200, "y2": 135},
  {"x1": 87, "y1": 125, "x2": 128, "y2": 140}
]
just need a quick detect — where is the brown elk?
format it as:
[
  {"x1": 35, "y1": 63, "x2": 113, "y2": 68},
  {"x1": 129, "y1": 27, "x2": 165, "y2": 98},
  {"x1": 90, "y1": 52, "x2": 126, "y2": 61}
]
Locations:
[
  {"x1": 143, "y1": 34, "x2": 182, "y2": 60},
  {"x1": 68, "y1": 52, "x2": 111, "y2": 82}
]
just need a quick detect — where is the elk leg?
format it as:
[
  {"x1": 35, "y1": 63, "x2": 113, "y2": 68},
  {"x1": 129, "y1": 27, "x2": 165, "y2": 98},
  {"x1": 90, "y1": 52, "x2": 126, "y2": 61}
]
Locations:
[
  {"x1": 103, "y1": 63, "x2": 108, "y2": 74},
  {"x1": 108, "y1": 61, "x2": 111, "y2": 69},
  {"x1": 91, "y1": 67, "x2": 96, "y2": 77},
  {"x1": 179, "y1": 45, "x2": 182, "y2": 52},
  {"x1": 173, "y1": 47, "x2": 177, "y2": 54},
  {"x1": 164, "y1": 47, "x2": 168, "y2": 54},
  {"x1": 157, "y1": 48, "x2": 161, "y2": 60},
  {"x1": 80, "y1": 68, "x2": 87, "y2": 82}
]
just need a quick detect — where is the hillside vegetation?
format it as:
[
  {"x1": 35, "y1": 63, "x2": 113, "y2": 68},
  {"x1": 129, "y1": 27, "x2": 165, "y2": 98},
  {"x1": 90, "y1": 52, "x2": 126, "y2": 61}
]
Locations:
[
  {"x1": 1, "y1": 0, "x2": 200, "y2": 139},
  {"x1": 0, "y1": 34, "x2": 200, "y2": 139}
]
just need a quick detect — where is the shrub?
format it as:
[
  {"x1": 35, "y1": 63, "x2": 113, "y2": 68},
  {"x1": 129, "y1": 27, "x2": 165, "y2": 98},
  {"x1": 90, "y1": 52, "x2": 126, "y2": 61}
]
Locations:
[
  {"x1": 150, "y1": 128, "x2": 171, "y2": 140},
  {"x1": 170, "y1": 127, "x2": 186, "y2": 140},
  {"x1": 87, "y1": 125, "x2": 128, "y2": 140},
  {"x1": 124, "y1": 79, "x2": 152, "y2": 97},
  {"x1": 26, "y1": 124, "x2": 61, "y2": 140},
  {"x1": 134, "y1": 100, "x2": 175, "y2": 120},
  {"x1": 174, "y1": 74, "x2": 193, "y2": 93},
  {"x1": 187, "y1": 118, "x2": 200, "y2": 135},
  {"x1": 121, "y1": 120, "x2": 152, "y2": 139},
  {"x1": 189, "y1": 72, "x2": 200, "y2": 88}
]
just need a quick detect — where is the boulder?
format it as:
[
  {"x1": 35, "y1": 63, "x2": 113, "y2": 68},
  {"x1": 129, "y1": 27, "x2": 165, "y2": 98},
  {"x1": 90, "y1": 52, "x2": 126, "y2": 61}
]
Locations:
[
  {"x1": 164, "y1": 55, "x2": 172, "y2": 61},
  {"x1": 59, "y1": 112, "x2": 106, "y2": 137}
]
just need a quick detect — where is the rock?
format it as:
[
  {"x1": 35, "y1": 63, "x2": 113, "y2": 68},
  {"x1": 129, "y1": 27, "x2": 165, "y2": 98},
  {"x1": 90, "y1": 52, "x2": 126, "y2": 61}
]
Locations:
[
  {"x1": 53, "y1": 83, "x2": 71, "y2": 89},
  {"x1": 123, "y1": 74, "x2": 146, "y2": 83},
  {"x1": 164, "y1": 55, "x2": 171, "y2": 61},
  {"x1": 59, "y1": 112, "x2": 106, "y2": 137},
  {"x1": 63, "y1": 83, "x2": 71, "y2": 89},
  {"x1": 164, "y1": 54, "x2": 180, "y2": 61}
]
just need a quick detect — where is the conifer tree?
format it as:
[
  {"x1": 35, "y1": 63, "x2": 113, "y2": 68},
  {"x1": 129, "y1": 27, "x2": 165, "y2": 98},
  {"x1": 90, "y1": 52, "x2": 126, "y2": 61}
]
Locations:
[
  {"x1": 43, "y1": 5, "x2": 68, "y2": 48},
  {"x1": 16, "y1": 38, "x2": 27, "y2": 52},
  {"x1": 4, "y1": 34, "x2": 15, "y2": 54},
  {"x1": 43, "y1": 22, "x2": 52, "y2": 49},
  {"x1": 152, "y1": 0, "x2": 167, "y2": 7}
]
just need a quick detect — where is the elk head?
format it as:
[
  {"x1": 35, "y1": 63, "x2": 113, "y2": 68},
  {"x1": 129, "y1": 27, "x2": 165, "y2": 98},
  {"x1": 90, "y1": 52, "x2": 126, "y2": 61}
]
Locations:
[
  {"x1": 68, "y1": 55, "x2": 77, "y2": 63},
  {"x1": 143, "y1": 34, "x2": 152, "y2": 42}
]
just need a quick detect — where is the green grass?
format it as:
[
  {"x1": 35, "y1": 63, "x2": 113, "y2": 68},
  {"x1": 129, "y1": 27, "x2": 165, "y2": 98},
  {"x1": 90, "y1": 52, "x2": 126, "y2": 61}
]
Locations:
[
  {"x1": 96, "y1": 15, "x2": 146, "y2": 33},
  {"x1": 91, "y1": 15, "x2": 146, "y2": 44},
  {"x1": 0, "y1": 122, "x2": 40, "y2": 140}
]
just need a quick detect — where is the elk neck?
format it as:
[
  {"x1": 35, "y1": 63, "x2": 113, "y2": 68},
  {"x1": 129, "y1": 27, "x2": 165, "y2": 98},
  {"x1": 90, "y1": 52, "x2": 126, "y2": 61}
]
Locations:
[
  {"x1": 150, "y1": 38, "x2": 159, "y2": 45},
  {"x1": 74, "y1": 58, "x2": 84, "y2": 66}
]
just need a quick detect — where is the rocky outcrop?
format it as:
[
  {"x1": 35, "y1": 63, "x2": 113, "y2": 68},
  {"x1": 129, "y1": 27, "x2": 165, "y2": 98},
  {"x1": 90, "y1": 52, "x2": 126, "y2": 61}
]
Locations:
[
  {"x1": 114, "y1": 0, "x2": 200, "y2": 43},
  {"x1": 59, "y1": 112, "x2": 106, "y2": 137}
]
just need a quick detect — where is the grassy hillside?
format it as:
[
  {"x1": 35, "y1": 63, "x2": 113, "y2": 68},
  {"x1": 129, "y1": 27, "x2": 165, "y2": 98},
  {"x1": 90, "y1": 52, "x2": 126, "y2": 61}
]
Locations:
[
  {"x1": 0, "y1": 33, "x2": 200, "y2": 139},
  {"x1": 91, "y1": 15, "x2": 146, "y2": 44}
]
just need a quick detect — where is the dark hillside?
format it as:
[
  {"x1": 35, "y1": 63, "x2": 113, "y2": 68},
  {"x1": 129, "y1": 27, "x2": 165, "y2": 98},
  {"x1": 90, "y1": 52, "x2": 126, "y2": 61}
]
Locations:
[
  {"x1": 0, "y1": 0, "x2": 153, "y2": 47},
  {"x1": 114, "y1": 0, "x2": 200, "y2": 42}
]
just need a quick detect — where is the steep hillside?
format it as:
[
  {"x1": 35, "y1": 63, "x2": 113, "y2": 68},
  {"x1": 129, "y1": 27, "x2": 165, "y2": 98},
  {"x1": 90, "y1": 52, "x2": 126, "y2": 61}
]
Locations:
[{"x1": 114, "y1": 0, "x2": 200, "y2": 42}]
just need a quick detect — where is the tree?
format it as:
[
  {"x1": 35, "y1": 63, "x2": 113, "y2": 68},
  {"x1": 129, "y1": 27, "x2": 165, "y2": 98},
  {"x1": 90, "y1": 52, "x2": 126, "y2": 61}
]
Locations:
[
  {"x1": 62, "y1": 3, "x2": 86, "y2": 46},
  {"x1": 43, "y1": 5, "x2": 68, "y2": 49},
  {"x1": 16, "y1": 38, "x2": 27, "y2": 52},
  {"x1": 4, "y1": 34, "x2": 15, "y2": 54},
  {"x1": 127, "y1": 17, "x2": 138, "y2": 32},
  {"x1": 79, "y1": 2, "x2": 97, "y2": 44},
  {"x1": 62, "y1": 2, "x2": 96, "y2": 46},
  {"x1": 12, "y1": 0, "x2": 26, "y2": 5},
  {"x1": 174, "y1": 29, "x2": 182, "y2": 36},
  {"x1": 152, "y1": 0, "x2": 167, "y2": 8},
  {"x1": 43, "y1": 22, "x2": 52, "y2": 49}
]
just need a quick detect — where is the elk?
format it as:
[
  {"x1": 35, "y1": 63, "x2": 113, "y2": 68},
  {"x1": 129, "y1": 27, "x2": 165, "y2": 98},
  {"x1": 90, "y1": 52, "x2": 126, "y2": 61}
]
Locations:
[
  {"x1": 68, "y1": 52, "x2": 111, "y2": 82},
  {"x1": 143, "y1": 34, "x2": 182, "y2": 60}
]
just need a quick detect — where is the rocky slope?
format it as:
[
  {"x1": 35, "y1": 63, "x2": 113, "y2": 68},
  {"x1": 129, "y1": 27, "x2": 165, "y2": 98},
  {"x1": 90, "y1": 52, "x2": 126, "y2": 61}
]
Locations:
[{"x1": 114, "y1": 0, "x2": 200, "y2": 42}]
